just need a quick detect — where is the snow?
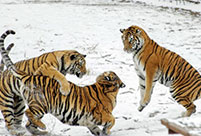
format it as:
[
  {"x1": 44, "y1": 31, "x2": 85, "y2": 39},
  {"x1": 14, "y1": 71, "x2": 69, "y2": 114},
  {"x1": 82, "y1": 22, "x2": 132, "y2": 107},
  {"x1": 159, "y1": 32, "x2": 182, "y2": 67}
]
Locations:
[{"x1": 0, "y1": 0, "x2": 201, "y2": 135}]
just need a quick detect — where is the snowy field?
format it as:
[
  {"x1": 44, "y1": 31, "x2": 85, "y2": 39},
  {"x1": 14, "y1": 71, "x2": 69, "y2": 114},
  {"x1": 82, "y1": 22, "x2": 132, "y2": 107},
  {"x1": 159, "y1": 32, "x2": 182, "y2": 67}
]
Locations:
[{"x1": 0, "y1": 0, "x2": 201, "y2": 135}]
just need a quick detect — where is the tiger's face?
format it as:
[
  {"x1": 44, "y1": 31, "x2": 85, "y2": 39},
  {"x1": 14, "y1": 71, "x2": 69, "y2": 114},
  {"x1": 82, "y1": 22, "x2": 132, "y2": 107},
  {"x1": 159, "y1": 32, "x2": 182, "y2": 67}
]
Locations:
[
  {"x1": 120, "y1": 26, "x2": 145, "y2": 53},
  {"x1": 61, "y1": 51, "x2": 87, "y2": 78},
  {"x1": 96, "y1": 71, "x2": 126, "y2": 89}
]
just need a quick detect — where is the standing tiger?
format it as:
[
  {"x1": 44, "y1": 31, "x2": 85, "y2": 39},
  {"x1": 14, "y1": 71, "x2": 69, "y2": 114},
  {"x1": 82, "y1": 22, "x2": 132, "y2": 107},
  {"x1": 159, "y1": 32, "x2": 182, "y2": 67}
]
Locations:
[
  {"x1": 0, "y1": 30, "x2": 126, "y2": 136},
  {"x1": 0, "y1": 30, "x2": 87, "y2": 135},
  {"x1": 120, "y1": 25, "x2": 201, "y2": 117}
]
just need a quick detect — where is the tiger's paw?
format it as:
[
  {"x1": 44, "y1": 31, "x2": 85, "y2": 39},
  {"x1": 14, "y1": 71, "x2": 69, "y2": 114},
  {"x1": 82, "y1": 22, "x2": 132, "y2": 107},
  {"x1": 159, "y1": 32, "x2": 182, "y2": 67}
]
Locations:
[
  {"x1": 8, "y1": 126, "x2": 26, "y2": 136},
  {"x1": 101, "y1": 133, "x2": 111, "y2": 136},
  {"x1": 59, "y1": 82, "x2": 70, "y2": 96},
  {"x1": 181, "y1": 108, "x2": 196, "y2": 117},
  {"x1": 14, "y1": 125, "x2": 26, "y2": 136},
  {"x1": 26, "y1": 122, "x2": 48, "y2": 135},
  {"x1": 102, "y1": 127, "x2": 111, "y2": 136},
  {"x1": 9, "y1": 131, "x2": 25, "y2": 136},
  {"x1": 37, "y1": 121, "x2": 46, "y2": 130},
  {"x1": 138, "y1": 98, "x2": 150, "y2": 112},
  {"x1": 60, "y1": 87, "x2": 70, "y2": 96},
  {"x1": 88, "y1": 125, "x2": 102, "y2": 136},
  {"x1": 138, "y1": 105, "x2": 145, "y2": 112},
  {"x1": 138, "y1": 102, "x2": 148, "y2": 112},
  {"x1": 32, "y1": 120, "x2": 46, "y2": 130}
]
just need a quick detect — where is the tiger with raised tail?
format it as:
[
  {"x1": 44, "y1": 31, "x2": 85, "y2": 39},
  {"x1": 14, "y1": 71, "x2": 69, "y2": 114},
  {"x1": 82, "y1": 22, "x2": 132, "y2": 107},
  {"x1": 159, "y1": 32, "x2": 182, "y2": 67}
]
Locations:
[
  {"x1": 0, "y1": 30, "x2": 125, "y2": 136},
  {"x1": 0, "y1": 30, "x2": 87, "y2": 135},
  {"x1": 120, "y1": 25, "x2": 201, "y2": 117}
]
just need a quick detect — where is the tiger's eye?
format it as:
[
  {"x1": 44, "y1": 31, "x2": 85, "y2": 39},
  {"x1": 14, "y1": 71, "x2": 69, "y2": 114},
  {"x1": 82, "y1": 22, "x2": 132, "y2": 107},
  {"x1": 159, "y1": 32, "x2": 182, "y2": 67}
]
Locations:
[{"x1": 136, "y1": 29, "x2": 141, "y2": 34}]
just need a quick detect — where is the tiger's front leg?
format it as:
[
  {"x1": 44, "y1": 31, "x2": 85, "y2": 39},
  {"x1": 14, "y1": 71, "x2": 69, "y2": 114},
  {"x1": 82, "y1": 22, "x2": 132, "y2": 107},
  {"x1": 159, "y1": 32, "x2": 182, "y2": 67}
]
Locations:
[
  {"x1": 137, "y1": 75, "x2": 146, "y2": 111},
  {"x1": 25, "y1": 108, "x2": 48, "y2": 135},
  {"x1": 34, "y1": 63, "x2": 70, "y2": 95},
  {"x1": 26, "y1": 120, "x2": 48, "y2": 135},
  {"x1": 25, "y1": 109, "x2": 46, "y2": 130},
  {"x1": 138, "y1": 66, "x2": 157, "y2": 112},
  {"x1": 101, "y1": 114, "x2": 115, "y2": 136}
]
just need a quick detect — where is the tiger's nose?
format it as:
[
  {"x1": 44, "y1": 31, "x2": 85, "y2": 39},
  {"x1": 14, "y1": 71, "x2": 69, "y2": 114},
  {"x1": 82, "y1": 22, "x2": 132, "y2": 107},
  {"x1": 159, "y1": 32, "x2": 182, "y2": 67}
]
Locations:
[{"x1": 120, "y1": 83, "x2": 126, "y2": 88}]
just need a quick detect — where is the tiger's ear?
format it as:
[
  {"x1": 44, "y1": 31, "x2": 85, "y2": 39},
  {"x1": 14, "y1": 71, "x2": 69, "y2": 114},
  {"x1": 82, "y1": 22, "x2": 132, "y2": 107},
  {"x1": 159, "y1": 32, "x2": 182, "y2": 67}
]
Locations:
[
  {"x1": 120, "y1": 29, "x2": 125, "y2": 33},
  {"x1": 82, "y1": 54, "x2": 87, "y2": 58}
]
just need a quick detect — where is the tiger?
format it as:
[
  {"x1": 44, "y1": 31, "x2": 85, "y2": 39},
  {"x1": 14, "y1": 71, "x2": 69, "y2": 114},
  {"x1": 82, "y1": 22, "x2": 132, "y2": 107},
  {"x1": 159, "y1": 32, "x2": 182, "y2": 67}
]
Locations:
[
  {"x1": 0, "y1": 30, "x2": 126, "y2": 136},
  {"x1": 120, "y1": 25, "x2": 201, "y2": 117},
  {"x1": 0, "y1": 30, "x2": 87, "y2": 135},
  {"x1": 0, "y1": 45, "x2": 87, "y2": 96}
]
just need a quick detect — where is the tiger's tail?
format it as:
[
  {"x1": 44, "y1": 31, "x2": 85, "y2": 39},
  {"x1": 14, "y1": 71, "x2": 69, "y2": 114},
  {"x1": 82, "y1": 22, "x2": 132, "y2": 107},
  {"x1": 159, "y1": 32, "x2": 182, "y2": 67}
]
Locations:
[
  {"x1": 0, "y1": 30, "x2": 25, "y2": 79},
  {"x1": 0, "y1": 43, "x2": 14, "y2": 72}
]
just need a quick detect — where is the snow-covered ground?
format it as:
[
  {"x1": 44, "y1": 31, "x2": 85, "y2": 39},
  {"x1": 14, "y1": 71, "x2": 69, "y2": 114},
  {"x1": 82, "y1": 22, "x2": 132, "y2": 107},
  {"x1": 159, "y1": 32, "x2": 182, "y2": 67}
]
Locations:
[{"x1": 0, "y1": 0, "x2": 201, "y2": 135}]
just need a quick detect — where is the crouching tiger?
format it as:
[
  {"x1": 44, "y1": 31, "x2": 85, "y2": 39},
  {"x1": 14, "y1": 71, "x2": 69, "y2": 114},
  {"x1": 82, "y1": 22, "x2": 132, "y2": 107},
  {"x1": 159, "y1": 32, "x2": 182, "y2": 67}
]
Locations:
[
  {"x1": 0, "y1": 30, "x2": 87, "y2": 135},
  {"x1": 121, "y1": 25, "x2": 201, "y2": 117},
  {"x1": 0, "y1": 30, "x2": 126, "y2": 136}
]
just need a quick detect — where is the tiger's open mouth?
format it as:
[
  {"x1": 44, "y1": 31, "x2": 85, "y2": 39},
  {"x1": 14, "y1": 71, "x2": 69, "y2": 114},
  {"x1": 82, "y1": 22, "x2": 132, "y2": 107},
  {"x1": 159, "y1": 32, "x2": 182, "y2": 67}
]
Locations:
[
  {"x1": 76, "y1": 72, "x2": 83, "y2": 78},
  {"x1": 61, "y1": 66, "x2": 85, "y2": 78}
]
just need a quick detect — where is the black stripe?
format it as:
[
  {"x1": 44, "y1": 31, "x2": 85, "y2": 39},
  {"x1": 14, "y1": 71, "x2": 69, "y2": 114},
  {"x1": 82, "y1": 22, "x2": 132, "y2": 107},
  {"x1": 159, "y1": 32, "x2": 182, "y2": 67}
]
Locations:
[
  {"x1": 2, "y1": 79, "x2": 13, "y2": 99},
  {"x1": 60, "y1": 55, "x2": 65, "y2": 72},
  {"x1": 72, "y1": 116, "x2": 79, "y2": 125},
  {"x1": 87, "y1": 86, "x2": 99, "y2": 103},
  {"x1": 31, "y1": 58, "x2": 36, "y2": 72},
  {"x1": 91, "y1": 85, "x2": 103, "y2": 104},
  {"x1": 138, "y1": 74, "x2": 145, "y2": 80},
  {"x1": 79, "y1": 106, "x2": 85, "y2": 120},
  {"x1": 14, "y1": 106, "x2": 25, "y2": 115},
  {"x1": 66, "y1": 110, "x2": 73, "y2": 122},
  {"x1": 78, "y1": 87, "x2": 83, "y2": 109},
  {"x1": 154, "y1": 42, "x2": 159, "y2": 53}
]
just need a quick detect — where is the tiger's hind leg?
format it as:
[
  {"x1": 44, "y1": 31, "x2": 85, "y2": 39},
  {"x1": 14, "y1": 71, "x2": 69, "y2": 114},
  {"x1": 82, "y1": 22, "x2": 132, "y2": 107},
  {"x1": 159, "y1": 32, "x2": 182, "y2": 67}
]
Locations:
[
  {"x1": 0, "y1": 98, "x2": 24, "y2": 135},
  {"x1": 1, "y1": 109, "x2": 16, "y2": 135},
  {"x1": 176, "y1": 97, "x2": 196, "y2": 117},
  {"x1": 13, "y1": 95, "x2": 25, "y2": 128},
  {"x1": 13, "y1": 95, "x2": 26, "y2": 135}
]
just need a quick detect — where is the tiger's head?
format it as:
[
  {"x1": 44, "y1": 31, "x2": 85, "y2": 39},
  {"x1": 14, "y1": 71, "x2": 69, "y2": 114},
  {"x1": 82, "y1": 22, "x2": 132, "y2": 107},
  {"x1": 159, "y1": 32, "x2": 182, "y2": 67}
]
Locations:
[
  {"x1": 120, "y1": 25, "x2": 149, "y2": 53},
  {"x1": 96, "y1": 71, "x2": 126, "y2": 90},
  {"x1": 60, "y1": 50, "x2": 87, "y2": 78}
]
